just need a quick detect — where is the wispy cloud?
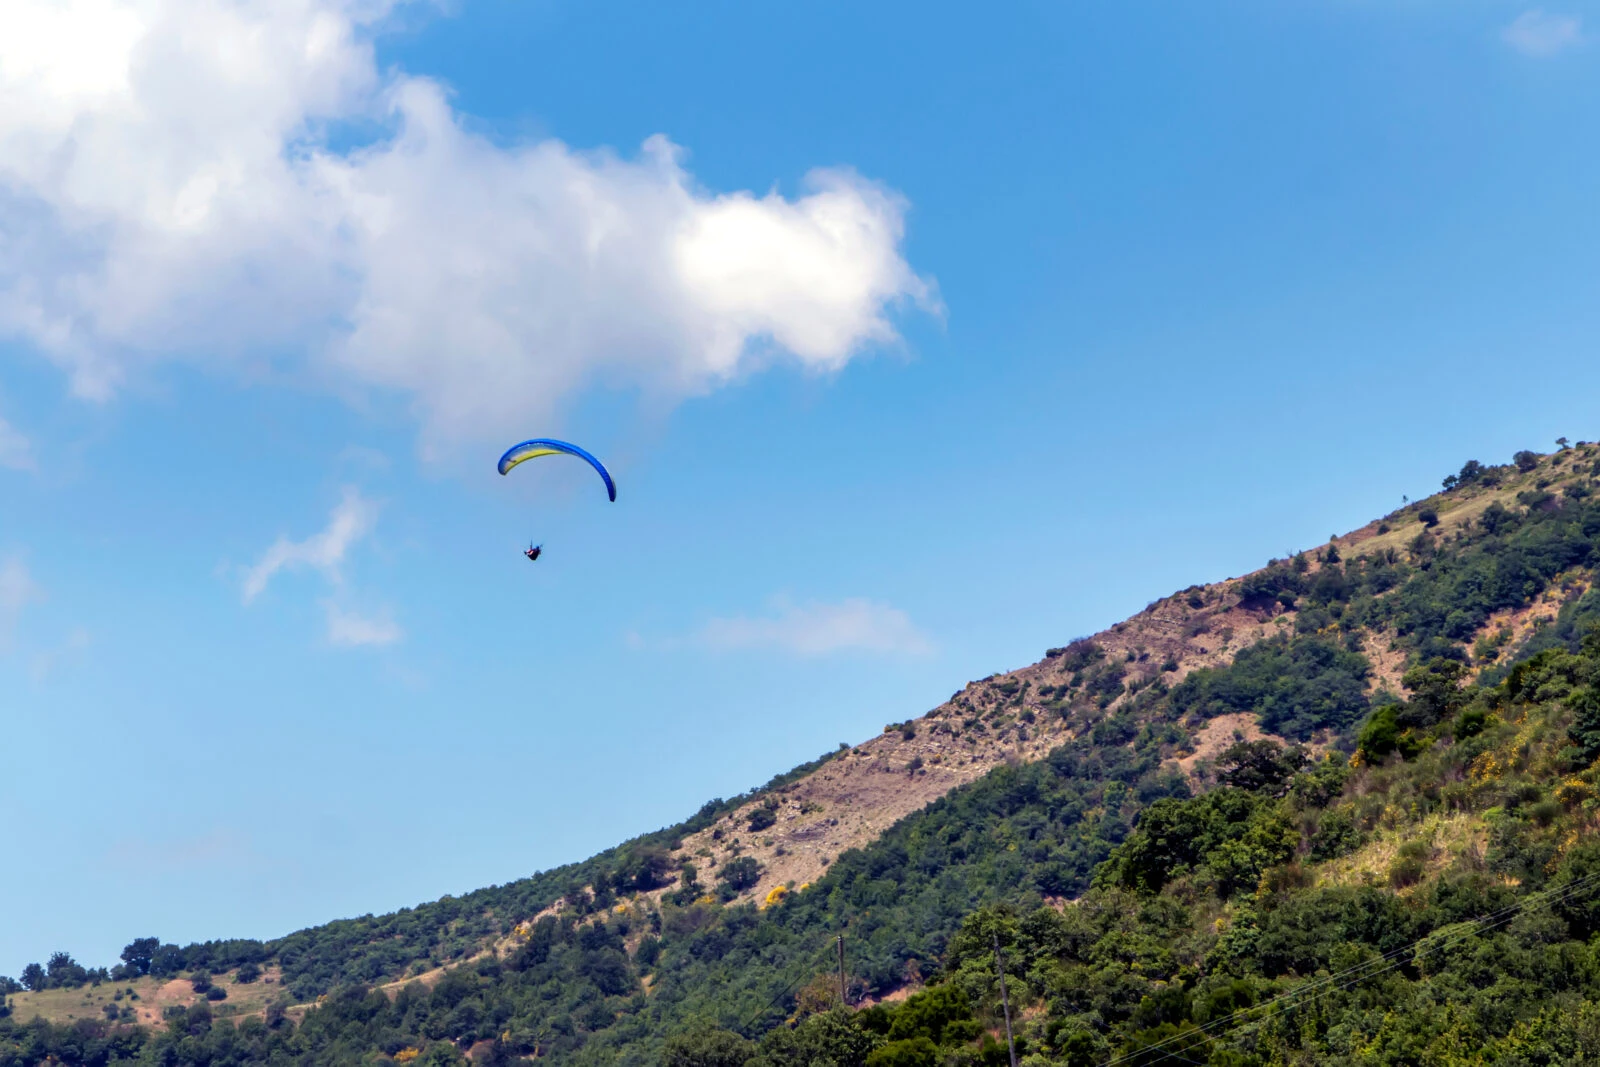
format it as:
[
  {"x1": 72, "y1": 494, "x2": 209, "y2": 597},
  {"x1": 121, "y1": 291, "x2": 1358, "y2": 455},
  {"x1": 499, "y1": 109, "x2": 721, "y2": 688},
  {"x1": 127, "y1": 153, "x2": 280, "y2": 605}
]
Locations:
[
  {"x1": 0, "y1": 416, "x2": 34, "y2": 471},
  {"x1": 0, "y1": 555, "x2": 42, "y2": 651},
  {"x1": 106, "y1": 829, "x2": 263, "y2": 875},
  {"x1": 697, "y1": 597, "x2": 933, "y2": 657},
  {"x1": 1503, "y1": 10, "x2": 1583, "y2": 56},
  {"x1": 324, "y1": 601, "x2": 402, "y2": 647},
  {"x1": 31, "y1": 626, "x2": 90, "y2": 682},
  {"x1": 242, "y1": 488, "x2": 376, "y2": 603},
  {"x1": 241, "y1": 489, "x2": 401, "y2": 647}
]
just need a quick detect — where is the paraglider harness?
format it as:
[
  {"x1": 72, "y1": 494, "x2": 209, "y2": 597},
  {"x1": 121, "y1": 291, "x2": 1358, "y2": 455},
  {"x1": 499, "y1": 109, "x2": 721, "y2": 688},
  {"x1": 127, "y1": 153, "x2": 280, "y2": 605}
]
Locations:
[{"x1": 524, "y1": 544, "x2": 542, "y2": 562}]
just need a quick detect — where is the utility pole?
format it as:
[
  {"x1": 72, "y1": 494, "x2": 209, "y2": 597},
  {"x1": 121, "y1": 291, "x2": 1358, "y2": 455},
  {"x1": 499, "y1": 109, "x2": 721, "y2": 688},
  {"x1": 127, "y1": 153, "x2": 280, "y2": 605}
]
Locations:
[
  {"x1": 993, "y1": 931, "x2": 1018, "y2": 1067},
  {"x1": 837, "y1": 935, "x2": 848, "y2": 1008}
]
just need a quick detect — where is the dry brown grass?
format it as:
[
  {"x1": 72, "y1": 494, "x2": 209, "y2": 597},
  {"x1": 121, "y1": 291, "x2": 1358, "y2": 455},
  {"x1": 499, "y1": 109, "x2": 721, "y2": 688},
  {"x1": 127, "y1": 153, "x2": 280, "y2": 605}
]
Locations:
[
  {"x1": 1314, "y1": 811, "x2": 1486, "y2": 893},
  {"x1": 5, "y1": 966, "x2": 288, "y2": 1028}
]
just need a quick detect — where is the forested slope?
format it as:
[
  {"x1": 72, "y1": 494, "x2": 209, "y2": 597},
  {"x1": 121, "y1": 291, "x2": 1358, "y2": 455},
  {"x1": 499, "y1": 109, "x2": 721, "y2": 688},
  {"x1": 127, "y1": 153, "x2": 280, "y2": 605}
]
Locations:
[{"x1": 8, "y1": 442, "x2": 1600, "y2": 1066}]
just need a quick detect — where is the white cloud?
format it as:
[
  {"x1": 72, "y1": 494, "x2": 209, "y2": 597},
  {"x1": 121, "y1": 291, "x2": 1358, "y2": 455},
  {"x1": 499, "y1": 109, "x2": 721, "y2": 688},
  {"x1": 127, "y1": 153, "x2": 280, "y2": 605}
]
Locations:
[
  {"x1": 0, "y1": 0, "x2": 934, "y2": 445},
  {"x1": 242, "y1": 487, "x2": 375, "y2": 602},
  {"x1": 1503, "y1": 10, "x2": 1584, "y2": 56},
  {"x1": 698, "y1": 597, "x2": 932, "y2": 657},
  {"x1": 323, "y1": 600, "x2": 401, "y2": 646},
  {"x1": 106, "y1": 828, "x2": 262, "y2": 874},
  {"x1": 0, "y1": 555, "x2": 42, "y2": 650},
  {"x1": 0, "y1": 416, "x2": 33, "y2": 471}
]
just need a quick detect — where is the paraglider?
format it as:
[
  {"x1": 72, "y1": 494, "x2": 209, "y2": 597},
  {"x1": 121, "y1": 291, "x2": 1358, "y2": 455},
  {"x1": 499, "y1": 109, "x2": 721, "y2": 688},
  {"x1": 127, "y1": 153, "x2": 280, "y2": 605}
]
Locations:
[
  {"x1": 497, "y1": 439, "x2": 616, "y2": 500},
  {"x1": 498, "y1": 439, "x2": 615, "y2": 563}
]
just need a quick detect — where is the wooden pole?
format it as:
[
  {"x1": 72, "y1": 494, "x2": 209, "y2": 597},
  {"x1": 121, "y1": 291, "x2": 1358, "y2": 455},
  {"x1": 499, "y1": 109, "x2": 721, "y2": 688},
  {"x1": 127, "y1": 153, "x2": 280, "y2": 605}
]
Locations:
[
  {"x1": 837, "y1": 935, "x2": 847, "y2": 1008},
  {"x1": 993, "y1": 931, "x2": 1018, "y2": 1067}
]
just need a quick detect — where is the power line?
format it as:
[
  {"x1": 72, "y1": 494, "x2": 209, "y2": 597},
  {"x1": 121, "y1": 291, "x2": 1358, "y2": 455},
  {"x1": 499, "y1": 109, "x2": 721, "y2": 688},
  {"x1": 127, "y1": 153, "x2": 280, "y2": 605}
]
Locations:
[{"x1": 734, "y1": 935, "x2": 848, "y2": 1037}]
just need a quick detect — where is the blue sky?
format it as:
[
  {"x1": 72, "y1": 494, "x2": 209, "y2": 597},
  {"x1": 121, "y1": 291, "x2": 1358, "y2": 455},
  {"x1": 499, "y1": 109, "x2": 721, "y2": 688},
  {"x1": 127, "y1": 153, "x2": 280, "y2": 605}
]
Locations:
[{"x1": 3, "y1": 0, "x2": 1600, "y2": 971}]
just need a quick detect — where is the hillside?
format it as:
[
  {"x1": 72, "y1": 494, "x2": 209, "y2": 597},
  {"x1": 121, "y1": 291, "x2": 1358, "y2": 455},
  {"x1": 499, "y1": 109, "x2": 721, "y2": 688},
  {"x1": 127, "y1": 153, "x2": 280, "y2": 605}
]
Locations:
[{"x1": 7, "y1": 441, "x2": 1600, "y2": 1066}]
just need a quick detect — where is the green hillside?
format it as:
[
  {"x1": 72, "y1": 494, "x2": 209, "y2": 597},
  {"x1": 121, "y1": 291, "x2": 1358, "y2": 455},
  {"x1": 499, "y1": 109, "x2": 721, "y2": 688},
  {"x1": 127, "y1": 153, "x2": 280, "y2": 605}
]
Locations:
[{"x1": 9, "y1": 443, "x2": 1600, "y2": 1066}]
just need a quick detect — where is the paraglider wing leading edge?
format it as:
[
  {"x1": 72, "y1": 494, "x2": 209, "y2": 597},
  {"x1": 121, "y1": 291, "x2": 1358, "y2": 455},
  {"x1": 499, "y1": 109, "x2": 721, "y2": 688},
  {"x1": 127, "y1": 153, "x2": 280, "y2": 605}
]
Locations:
[{"x1": 496, "y1": 439, "x2": 617, "y2": 501}]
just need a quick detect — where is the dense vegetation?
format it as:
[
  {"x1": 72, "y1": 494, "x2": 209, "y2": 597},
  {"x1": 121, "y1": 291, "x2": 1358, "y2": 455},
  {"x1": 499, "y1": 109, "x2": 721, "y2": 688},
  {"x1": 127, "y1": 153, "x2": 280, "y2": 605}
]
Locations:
[{"x1": 8, "y1": 446, "x2": 1600, "y2": 1066}]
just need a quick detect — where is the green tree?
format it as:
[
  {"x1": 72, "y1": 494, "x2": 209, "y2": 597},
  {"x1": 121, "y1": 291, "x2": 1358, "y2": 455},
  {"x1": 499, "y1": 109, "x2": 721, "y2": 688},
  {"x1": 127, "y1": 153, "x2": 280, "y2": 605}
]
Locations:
[
  {"x1": 864, "y1": 1037, "x2": 939, "y2": 1067},
  {"x1": 1399, "y1": 657, "x2": 1471, "y2": 727},
  {"x1": 1215, "y1": 740, "x2": 1307, "y2": 795},
  {"x1": 754, "y1": 1009, "x2": 881, "y2": 1067},
  {"x1": 718, "y1": 856, "x2": 762, "y2": 893},
  {"x1": 617, "y1": 845, "x2": 674, "y2": 893},
  {"x1": 120, "y1": 937, "x2": 160, "y2": 976},
  {"x1": 662, "y1": 1026, "x2": 755, "y2": 1067}
]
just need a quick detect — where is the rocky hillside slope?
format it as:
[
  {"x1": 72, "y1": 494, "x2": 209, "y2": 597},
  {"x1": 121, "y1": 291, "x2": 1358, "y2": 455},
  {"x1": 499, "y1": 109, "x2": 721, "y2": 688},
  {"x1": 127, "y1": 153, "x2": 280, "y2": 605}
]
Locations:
[{"x1": 6, "y1": 441, "x2": 1600, "y2": 1067}]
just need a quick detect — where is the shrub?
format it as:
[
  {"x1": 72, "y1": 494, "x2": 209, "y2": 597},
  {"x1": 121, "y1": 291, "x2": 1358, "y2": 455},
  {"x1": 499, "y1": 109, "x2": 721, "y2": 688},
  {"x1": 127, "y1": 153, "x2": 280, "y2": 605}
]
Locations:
[
  {"x1": 1310, "y1": 809, "x2": 1362, "y2": 861},
  {"x1": 662, "y1": 1027, "x2": 754, "y2": 1067},
  {"x1": 1238, "y1": 565, "x2": 1304, "y2": 610},
  {"x1": 616, "y1": 845, "x2": 674, "y2": 892},
  {"x1": 1389, "y1": 853, "x2": 1425, "y2": 888},
  {"x1": 866, "y1": 1037, "x2": 939, "y2": 1067},
  {"x1": 718, "y1": 856, "x2": 762, "y2": 893},
  {"x1": 1169, "y1": 634, "x2": 1370, "y2": 740},
  {"x1": 1418, "y1": 507, "x2": 1439, "y2": 528},
  {"x1": 1356, "y1": 704, "x2": 1423, "y2": 762},
  {"x1": 1216, "y1": 740, "x2": 1308, "y2": 795},
  {"x1": 1454, "y1": 707, "x2": 1487, "y2": 740}
]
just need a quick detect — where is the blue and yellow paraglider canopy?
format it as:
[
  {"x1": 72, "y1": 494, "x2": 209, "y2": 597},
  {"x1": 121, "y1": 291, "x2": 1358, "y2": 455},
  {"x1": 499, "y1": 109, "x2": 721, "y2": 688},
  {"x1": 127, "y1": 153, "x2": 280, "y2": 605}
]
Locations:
[{"x1": 497, "y1": 439, "x2": 617, "y2": 501}]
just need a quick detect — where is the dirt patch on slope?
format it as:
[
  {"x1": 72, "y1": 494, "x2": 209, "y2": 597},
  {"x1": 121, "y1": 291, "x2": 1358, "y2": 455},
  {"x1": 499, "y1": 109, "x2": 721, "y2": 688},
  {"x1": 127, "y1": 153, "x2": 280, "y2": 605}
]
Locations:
[
  {"x1": 546, "y1": 447, "x2": 1600, "y2": 915},
  {"x1": 1167, "y1": 713, "x2": 1281, "y2": 784}
]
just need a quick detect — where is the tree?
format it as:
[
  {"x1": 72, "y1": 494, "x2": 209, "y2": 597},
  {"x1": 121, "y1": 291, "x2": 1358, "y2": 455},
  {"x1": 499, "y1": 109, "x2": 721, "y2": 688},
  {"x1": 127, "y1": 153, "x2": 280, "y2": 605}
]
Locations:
[
  {"x1": 1565, "y1": 631, "x2": 1600, "y2": 765},
  {"x1": 885, "y1": 985, "x2": 978, "y2": 1045},
  {"x1": 235, "y1": 961, "x2": 261, "y2": 984},
  {"x1": 1356, "y1": 704, "x2": 1423, "y2": 762},
  {"x1": 615, "y1": 845, "x2": 673, "y2": 893},
  {"x1": 1216, "y1": 740, "x2": 1308, "y2": 795},
  {"x1": 718, "y1": 856, "x2": 762, "y2": 892},
  {"x1": 19, "y1": 963, "x2": 44, "y2": 992},
  {"x1": 149, "y1": 943, "x2": 186, "y2": 977},
  {"x1": 661, "y1": 1026, "x2": 754, "y2": 1067},
  {"x1": 46, "y1": 952, "x2": 86, "y2": 989},
  {"x1": 120, "y1": 937, "x2": 159, "y2": 976},
  {"x1": 1515, "y1": 450, "x2": 1541, "y2": 473},
  {"x1": 1558, "y1": 437, "x2": 1570, "y2": 450},
  {"x1": 865, "y1": 1037, "x2": 939, "y2": 1067},
  {"x1": 1399, "y1": 657, "x2": 1471, "y2": 727},
  {"x1": 759, "y1": 1009, "x2": 884, "y2": 1066}
]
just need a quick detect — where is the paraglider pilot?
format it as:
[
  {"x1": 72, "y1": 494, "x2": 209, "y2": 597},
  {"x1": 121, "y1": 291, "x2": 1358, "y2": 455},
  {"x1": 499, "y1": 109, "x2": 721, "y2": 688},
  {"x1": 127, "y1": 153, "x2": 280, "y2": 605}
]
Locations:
[{"x1": 524, "y1": 544, "x2": 542, "y2": 562}]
